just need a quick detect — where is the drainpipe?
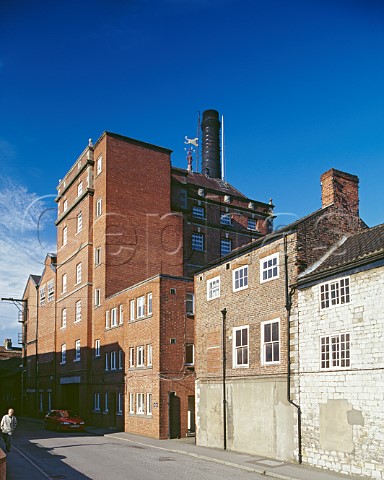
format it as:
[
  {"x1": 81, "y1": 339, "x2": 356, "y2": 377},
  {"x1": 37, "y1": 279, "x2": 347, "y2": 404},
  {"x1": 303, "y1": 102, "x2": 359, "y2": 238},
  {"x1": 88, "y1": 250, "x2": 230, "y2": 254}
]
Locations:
[
  {"x1": 221, "y1": 307, "x2": 227, "y2": 450},
  {"x1": 35, "y1": 284, "x2": 40, "y2": 417},
  {"x1": 284, "y1": 234, "x2": 302, "y2": 464}
]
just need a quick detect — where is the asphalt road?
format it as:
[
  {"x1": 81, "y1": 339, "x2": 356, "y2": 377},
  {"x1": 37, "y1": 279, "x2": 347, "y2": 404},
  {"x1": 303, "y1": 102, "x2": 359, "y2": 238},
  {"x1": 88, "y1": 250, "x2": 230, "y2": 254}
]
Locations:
[{"x1": 5, "y1": 421, "x2": 264, "y2": 480}]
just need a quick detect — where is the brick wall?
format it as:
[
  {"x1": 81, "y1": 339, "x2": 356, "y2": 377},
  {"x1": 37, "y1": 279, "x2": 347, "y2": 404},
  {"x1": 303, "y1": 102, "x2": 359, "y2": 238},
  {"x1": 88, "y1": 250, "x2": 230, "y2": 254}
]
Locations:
[{"x1": 297, "y1": 265, "x2": 384, "y2": 479}]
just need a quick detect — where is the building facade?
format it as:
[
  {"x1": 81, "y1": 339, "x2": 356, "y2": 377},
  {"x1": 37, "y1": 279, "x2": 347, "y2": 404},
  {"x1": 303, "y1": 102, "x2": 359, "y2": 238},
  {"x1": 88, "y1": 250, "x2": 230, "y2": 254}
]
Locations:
[
  {"x1": 22, "y1": 109, "x2": 273, "y2": 438},
  {"x1": 194, "y1": 169, "x2": 364, "y2": 462},
  {"x1": 296, "y1": 224, "x2": 384, "y2": 478}
]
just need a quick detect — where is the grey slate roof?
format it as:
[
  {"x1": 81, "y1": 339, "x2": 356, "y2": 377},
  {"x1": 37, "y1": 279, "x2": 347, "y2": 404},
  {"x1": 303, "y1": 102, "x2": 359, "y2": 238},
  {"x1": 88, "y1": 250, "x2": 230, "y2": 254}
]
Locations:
[{"x1": 302, "y1": 223, "x2": 384, "y2": 278}]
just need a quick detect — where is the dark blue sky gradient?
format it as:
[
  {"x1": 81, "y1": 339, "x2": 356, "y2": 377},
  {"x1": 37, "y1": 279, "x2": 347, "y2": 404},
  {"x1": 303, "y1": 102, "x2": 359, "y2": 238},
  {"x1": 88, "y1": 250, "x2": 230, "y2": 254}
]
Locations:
[{"x1": 1, "y1": 0, "x2": 383, "y2": 230}]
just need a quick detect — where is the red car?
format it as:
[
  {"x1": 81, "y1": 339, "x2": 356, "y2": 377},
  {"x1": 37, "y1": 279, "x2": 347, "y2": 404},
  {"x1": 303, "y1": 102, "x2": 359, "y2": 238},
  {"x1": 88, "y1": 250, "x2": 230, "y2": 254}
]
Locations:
[{"x1": 44, "y1": 410, "x2": 85, "y2": 432}]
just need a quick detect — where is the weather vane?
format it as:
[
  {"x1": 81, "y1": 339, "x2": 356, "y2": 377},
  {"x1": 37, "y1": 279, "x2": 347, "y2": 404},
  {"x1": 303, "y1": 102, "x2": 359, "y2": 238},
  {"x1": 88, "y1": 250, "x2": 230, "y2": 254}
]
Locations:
[{"x1": 184, "y1": 136, "x2": 199, "y2": 173}]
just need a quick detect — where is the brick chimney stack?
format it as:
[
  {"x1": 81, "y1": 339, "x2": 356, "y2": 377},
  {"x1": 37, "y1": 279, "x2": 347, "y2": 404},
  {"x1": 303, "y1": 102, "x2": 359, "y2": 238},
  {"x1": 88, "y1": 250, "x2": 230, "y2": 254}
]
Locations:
[
  {"x1": 4, "y1": 339, "x2": 12, "y2": 350},
  {"x1": 320, "y1": 168, "x2": 359, "y2": 215}
]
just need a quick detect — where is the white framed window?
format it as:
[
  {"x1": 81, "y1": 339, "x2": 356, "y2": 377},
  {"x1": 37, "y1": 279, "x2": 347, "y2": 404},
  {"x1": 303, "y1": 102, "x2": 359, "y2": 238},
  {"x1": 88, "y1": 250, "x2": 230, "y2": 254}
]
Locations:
[
  {"x1": 137, "y1": 296, "x2": 145, "y2": 318},
  {"x1": 76, "y1": 262, "x2": 82, "y2": 284},
  {"x1": 186, "y1": 292, "x2": 194, "y2": 315},
  {"x1": 146, "y1": 393, "x2": 152, "y2": 416},
  {"x1": 129, "y1": 393, "x2": 134, "y2": 414},
  {"x1": 96, "y1": 198, "x2": 102, "y2": 217},
  {"x1": 147, "y1": 293, "x2": 152, "y2": 315},
  {"x1": 75, "y1": 300, "x2": 81, "y2": 322},
  {"x1": 260, "y1": 253, "x2": 279, "y2": 283},
  {"x1": 61, "y1": 344, "x2": 66, "y2": 364},
  {"x1": 233, "y1": 265, "x2": 248, "y2": 292},
  {"x1": 130, "y1": 299, "x2": 135, "y2": 321},
  {"x1": 233, "y1": 326, "x2": 249, "y2": 368},
  {"x1": 118, "y1": 349, "x2": 123, "y2": 370},
  {"x1": 207, "y1": 276, "x2": 220, "y2": 300},
  {"x1": 95, "y1": 339, "x2": 100, "y2": 357},
  {"x1": 94, "y1": 393, "x2": 100, "y2": 412},
  {"x1": 129, "y1": 347, "x2": 134, "y2": 368},
  {"x1": 62, "y1": 226, "x2": 68, "y2": 246},
  {"x1": 261, "y1": 319, "x2": 280, "y2": 365},
  {"x1": 192, "y1": 206, "x2": 205, "y2": 219},
  {"x1": 77, "y1": 181, "x2": 83, "y2": 197},
  {"x1": 192, "y1": 232, "x2": 204, "y2": 251},
  {"x1": 105, "y1": 310, "x2": 110, "y2": 329},
  {"x1": 136, "y1": 393, "x2": 144, "y2": 414},
  {"x1": 110, "y1": 351, "x2": 116, "y2": 370},
  {"x1": 76, "y1": 213, "x2": 82, "y2": 234},
  {"x1": 95, "y1": 246, "x2": 101, "y2": 266},
  {"x1": 147, "y1": 344, "x2": 152, "y2": 366},
  {"x1": 119, "y1": 304, "x2": 123, "y2": 324},
  {"x1": 96, "y1": 155, "x2": 102, "y2": 175},
  {"x1": 111, "y1": 307, "x2": 118, "y2": 327},
  {"x1": 75, "y1": 340, "x2": 81, "y2": 361},
  {"x1": 118, "y1": 393, "x2": 124, "y2": 415},
  {"x1": 321, "y1": 333, "x2": 350, "y2": 369},
  {"x1": 62, "y1": 274, "x2": 67, "y2": 294},
  {"x1": 137, "y1": 346, "x2": 144, "y2": 367},
  {"x1": 247, "y1": 218, "x2": 257, "y2": 231},
  {"x1": 319, "y1": 277, "x2": 350, "y2": 309},
  {"x1": 104, "y1": 392, "x2": 109, "y2": 413},
  {"x1": 61, "y1": 308, "x2": 67, "y2": 328},
  {"x1": 185, "y1": 344, "x2": 194, "y2": 365},
  {"x1": 220, "y1": 213, "x2": 232, "y2": 225},
  {"x1": 63, "y1": 199, "x2": 68, "y2": 212},
  {"x1": 39, "y1": 285, "x2": 46, "y2": 306},
  {"x1": 105, "y1": 353, "x2": 109, "y2": 371},
  {"x1": 94, "y1": 288, "x2": 101, "y2": 307},
  {"x1": 221, "y1": 238, "x2": 232, "y2": 256},
  {"x1": 47, "y1": 280, "x2": 54, "y2": 302}
]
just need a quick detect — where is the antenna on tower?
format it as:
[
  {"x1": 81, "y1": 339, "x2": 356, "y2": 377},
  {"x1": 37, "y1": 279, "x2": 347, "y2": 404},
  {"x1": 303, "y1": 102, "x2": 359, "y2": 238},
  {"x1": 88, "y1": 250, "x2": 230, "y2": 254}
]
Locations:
[{"x1": 221, "y1": 114, "x2": 225, "y2": 181}]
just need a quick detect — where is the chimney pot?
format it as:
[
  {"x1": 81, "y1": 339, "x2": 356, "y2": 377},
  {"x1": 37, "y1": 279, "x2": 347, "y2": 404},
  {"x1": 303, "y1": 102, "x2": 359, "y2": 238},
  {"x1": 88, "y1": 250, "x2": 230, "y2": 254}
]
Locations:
[{"x1": 4, "y1": 339, "x2": 12, "y2": 350}]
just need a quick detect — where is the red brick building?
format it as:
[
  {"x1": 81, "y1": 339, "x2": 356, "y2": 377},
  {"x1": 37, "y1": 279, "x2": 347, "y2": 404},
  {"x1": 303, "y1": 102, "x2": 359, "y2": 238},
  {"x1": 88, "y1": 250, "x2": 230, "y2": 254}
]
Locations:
[{"x1": 22, "y1": 110, "x2": 273, "y2": 437}]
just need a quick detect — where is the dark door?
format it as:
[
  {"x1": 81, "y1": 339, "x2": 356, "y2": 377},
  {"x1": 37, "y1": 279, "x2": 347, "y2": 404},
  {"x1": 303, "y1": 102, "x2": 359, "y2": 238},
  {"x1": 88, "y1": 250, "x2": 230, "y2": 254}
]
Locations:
[
  {"x1": 61, "y1": 384, "x2": 79, "y2": 413},
  {"x1": 169, "y1": 392, "x2": 181, "y2": 439}
]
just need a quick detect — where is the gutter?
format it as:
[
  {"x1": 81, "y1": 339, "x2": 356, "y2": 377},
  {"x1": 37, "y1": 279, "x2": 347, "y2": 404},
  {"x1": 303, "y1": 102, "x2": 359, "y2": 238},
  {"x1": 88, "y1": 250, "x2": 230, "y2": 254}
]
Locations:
[{"x1": 284, "y1": 234, "x2": 302, "y2": 464}]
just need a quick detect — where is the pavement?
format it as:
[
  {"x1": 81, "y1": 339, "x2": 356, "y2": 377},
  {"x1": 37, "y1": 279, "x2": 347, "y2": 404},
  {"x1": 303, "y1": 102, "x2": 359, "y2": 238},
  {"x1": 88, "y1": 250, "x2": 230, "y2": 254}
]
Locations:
[{"x1": 3, "y1": 418, "x2": 360, "y2": 480}]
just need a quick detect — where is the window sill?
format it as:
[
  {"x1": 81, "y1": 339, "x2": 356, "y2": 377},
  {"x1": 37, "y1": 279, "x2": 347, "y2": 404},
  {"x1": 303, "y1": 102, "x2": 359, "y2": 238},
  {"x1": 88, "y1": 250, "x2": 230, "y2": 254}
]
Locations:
[{"x1": 74, "y1": 359, "x2": 81, "y2": 363}]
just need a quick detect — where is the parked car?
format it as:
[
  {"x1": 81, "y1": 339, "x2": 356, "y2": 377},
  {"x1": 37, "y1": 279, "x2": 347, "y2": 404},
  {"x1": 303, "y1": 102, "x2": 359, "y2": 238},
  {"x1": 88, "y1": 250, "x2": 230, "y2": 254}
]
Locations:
[{"x1": 44, "y1": 410, "x2": 85, "y2": 432}]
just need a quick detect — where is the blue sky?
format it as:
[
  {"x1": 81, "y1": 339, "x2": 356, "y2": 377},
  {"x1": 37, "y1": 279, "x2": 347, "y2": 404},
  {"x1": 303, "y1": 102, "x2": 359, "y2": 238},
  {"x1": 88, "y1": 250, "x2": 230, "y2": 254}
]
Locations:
[{"x1": 0, "y1": 0, "x2": 383, "y2": 343}]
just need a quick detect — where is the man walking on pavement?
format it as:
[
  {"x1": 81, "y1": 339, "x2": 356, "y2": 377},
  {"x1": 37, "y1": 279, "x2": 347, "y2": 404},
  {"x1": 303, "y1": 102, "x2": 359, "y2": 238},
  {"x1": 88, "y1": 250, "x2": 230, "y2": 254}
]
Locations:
[{"x1": 1, "y1": 408, "x2": 17, "y2": 452}]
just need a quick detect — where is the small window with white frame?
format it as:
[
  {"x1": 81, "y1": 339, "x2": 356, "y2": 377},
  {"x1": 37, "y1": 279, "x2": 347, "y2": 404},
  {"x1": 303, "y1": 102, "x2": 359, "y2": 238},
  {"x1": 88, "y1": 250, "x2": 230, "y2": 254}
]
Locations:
[
  {"x1": 104, "y1": 392, "x2": 109, "y2": 413},
  {"x1": 130, "y1": 299, "x2": 135, "y2": 321},
  {"x1": 129, "y1": 347, "x2": 134, "y2": 368},
  {"x1": 129, "y1": 393, "x2": 134, "y2": 414},
  {"x1": 147, "y1": 344, "x2": 152, "y2": 366},
  {"x1": 105, "y1": 352, "x2": 109, "y2": 371},
  {"x1": 320, "y1": 333, "x2": 350, "y2": 369},
  {"x1": 137, "y1": 346, "x2": 144, "y2": 367},
  {"x1": 39, "y1": 285, "x2": 46, "y2": 306},
  {"x1": 76, "y1": 263, "x2": 82, "y2": 284},
  {"x1": 77, "y1": 212, "x2": 82, "y2": 233},
  {"x1": 95, "y1": 246, "x2": 101, "y2": 266},
  {"x1": 147, "y1": 293, "x2": 152, "y2": 315},
  {"x1": 47, "y1": 280, "x2": 54, "y2": 302},
  {"x1": 75, "y1": 300, "x2": 81, "y2": 322},
  {"x1": 260, "y1": 253, "x2": 279, "y2": 283},
  {"x1": 61, "y1": 308, "x2": 67, "y2": 328},
  {"x1": 207, "y1": 276, "x2": 220, "y2": 300},
  {"x1": 77, "y1": 182, "x2": 83, "y2": 197},
  {"x1": 319, "y1": 277, "x2": 351, "y2": 309},
  {"x1": 94, "y1": 288, "x2": 101, "y2": 307},
  {"x1": 94, "y1": 393, "x2": 100, "y2": 412},
  {"x1": 61, "y1": 344, "x2": 66, "y2": 364},
  {"x1": 137, "y1": 296, "x2": 145, "y2": 318},
  {"x1": 233, "y1": 326, "x2": 249, "y2": 368},
  {"x1": 146, "y1": 393, "x2": 152, "y2": 416},
  {"x1": 136, "y1": 393, "x2": 144, "y2": 414},
  {"x1": 118, "y1": 393, "x2": 124, "y2": 415},
  {"x1": 186, "y1": 292, "x2": 194, "y2": 315},
  {"x1": 62, "y1": 274, "x2": 67, "y2": 294},
  {"x1": 105, "y1": 310, "x2": 110, "y2": 329},
  {"x1": 62, "y1": 226, "x2": 68, "y2": 246},
  {"x1": 111, "y1": 307, "x2": 118, "y2": 327},
  {"x1": 110, "y1": 351, "x2": 116, "y2": 370},
  {"x1": 96, "y1": 155, "x2": 102, "y2": 175},
  {"x1": 95, "y1": 339, "x2": 100, "y2": 357},
  {"x1": 119, "y1": 304, "x2": 123, "y2": 324},
  {"x1": 233, "y1": 265, "x2": 248, "y2": 291},
  {"x1": 74, "y1": 340, "x2": 81, "y2": 361},
  {"x1": 63, "y1": 199, "x2": 68, "y2": 212},
  {"x1": 96, "y1": 198, "x2": 102, "y2": 217},
  {"x1": 118, "y1": 349, "x2": 124, "y2": 369},
  {"x1": 192, "y1": 206, "x2": 205, "y2": 219},
  {"x1": 261, "y1": 319, "x2": 280, "y2": 365}
]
